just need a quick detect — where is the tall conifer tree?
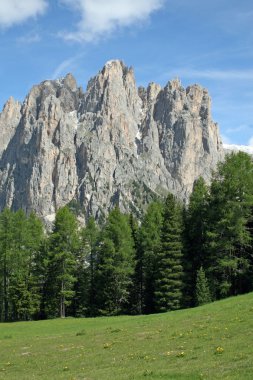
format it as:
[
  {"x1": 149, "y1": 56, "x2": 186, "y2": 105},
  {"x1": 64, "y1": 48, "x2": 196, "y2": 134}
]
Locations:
[
  {"x1": 195, "y1": 266, "x2": 211, "y2": 306},
  {"x1": 206, "y1": 152, "x2": 253, "y2": 298},
  {"x1": 73, "y1": 217, "x2": 99, "y2": 317},
  {"x1": 0, "y1": 208, "x2": 14, "y2": 321},
  {"x1": 183, "y1": 177, "x2": 209, "y2": 306},
  {"x1": 154, "y1": 194, "x2": 183, "y2": 312},
  {"x1": 0, "y1": 209, "x2": 44, "y2": 321},
  {"x1": 9, "y1": 211, "x2": 44, "y2": 320},
  {"x1": 129, "y1": 213, "x2": 142, "y2": 314},
  {"x1": 94, "y1": 207, "x2": 134, "y2": 315},
  {"x1": 45, "y1": 207, "x2": 79, "y2": 318},
  {"x1": 139, "y1": 202, "x2": 163, "y2": 314}
]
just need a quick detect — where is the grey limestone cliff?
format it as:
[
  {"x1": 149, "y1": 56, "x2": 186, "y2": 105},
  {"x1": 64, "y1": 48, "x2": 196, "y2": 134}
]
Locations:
[{"x1": 0, "y1": 60, "x2": 224, "y2": 222}]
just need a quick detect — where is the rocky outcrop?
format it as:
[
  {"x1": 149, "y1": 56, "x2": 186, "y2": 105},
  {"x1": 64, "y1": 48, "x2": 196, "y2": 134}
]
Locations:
[
  {"x1": 0, "y1": 97, "x2": 21, "y2": 158},
  {"x1": 0, "y1": 60, "x2": 224, "y2": 222}
]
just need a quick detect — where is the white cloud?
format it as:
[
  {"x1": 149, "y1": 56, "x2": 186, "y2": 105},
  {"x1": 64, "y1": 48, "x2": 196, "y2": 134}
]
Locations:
[
  {"x1": 0, "y1": 0, "x2": 47, "y2": 28},
  {"x1": 60, "y1": 0, "x2": 165, "y2": 42},
  {"x1": 248, "y1": 137, "x2": 253, "y2": 147},
  {"x1": 223, "y1": 143, "x2": 253, "y2": 155}
]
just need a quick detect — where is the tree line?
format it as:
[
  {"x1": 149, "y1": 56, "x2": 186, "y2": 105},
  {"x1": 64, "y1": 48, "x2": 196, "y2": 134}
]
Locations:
[{"x1": 0, "y1": 151, "x2": 253, "y2": 321}]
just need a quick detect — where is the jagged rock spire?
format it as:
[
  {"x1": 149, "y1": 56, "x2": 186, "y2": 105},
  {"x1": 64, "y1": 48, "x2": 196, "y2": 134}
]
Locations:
[{"x1": 0, "y1": 61, "x2": 224, "y2": 222}]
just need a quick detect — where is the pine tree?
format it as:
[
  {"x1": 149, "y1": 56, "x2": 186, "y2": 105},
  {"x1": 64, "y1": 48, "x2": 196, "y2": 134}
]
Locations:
[
  {"x1": 0, "y1": 209, "x2": 44, "y2": 321},
  {"x1": 154, "y1": 194, "x2": 183, "y2": 312},
  {"x1": 94, "y1": 207, "x2": 134, "y2": 315},
  {"x1": 183, "y1": 177, "x2": 209, "y2": 306},
  {"x1": 195, "y1": 266, "x2": 211, "y2": 306},
  {"x1": 128, "y1": 213, "x2": 142, "y2": 314},
  {"x1": 45, "y1": 207, "x2": 79, "y2": 318},
  {"x1": 206, "y1": 152, "x2": 253, "y2": 299},
  {"x1": 94, "y1": 238, "x2": 117, "y2": 315},
  {"x1": 36, "y1": 238, "x2": 50, "y2": 319},
  {"x1": 24, "y1": 212, "x2": 45, "y2": 319},
  {"x1": 139, "y1": 202, "x2": 163, "y2": 314},
  {"x1": 9, "y1": 211, "x2": 44, "y2": 320},
  {"x1": 73, "y1": 217, "x2": 99, "y2": 317},
  {"x1": 0, "y1": 208, "x2": 14, "y2": 321}
]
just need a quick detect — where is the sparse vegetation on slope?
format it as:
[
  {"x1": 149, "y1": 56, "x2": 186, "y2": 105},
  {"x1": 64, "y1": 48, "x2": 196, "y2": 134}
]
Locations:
[{"x1": 0, "y1": 292, "x2": 252, "y2": 379}]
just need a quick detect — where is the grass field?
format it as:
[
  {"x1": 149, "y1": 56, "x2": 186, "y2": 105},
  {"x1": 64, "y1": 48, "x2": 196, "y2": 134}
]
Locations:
[{"x1": 0, "y1": 293, "x2": 253, "y2": 380}]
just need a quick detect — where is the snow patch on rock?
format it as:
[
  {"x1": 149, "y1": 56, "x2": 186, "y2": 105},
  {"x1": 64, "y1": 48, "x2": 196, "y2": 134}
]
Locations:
[
  {"x1": 68, "y1": 110, "x2": 78, "y2": 130},
  {"x1": 45, "y1": 213, "x2": 56, "y2": 222},
  {"x1": 105, "y1": 59, "x2": 119, "y2": 67},
  {"x1": 135, "y1": 130, "x2": 142, "y2": 141}
]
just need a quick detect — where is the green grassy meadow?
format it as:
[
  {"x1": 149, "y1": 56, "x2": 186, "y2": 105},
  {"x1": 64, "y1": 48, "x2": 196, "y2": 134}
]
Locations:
[{"x1": 0, "y1": 293, "x2": 253, "y2": 380}]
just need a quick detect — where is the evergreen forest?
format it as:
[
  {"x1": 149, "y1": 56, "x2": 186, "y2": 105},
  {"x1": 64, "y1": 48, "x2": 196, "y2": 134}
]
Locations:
[{"x1": 0, "y1": 152, "x2": 253, "y2": 322}]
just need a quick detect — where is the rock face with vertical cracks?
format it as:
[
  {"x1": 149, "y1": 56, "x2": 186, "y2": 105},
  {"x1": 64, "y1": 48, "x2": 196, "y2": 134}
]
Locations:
[{"x1": 0, "y1": 60, "x2": 224, "y2": 222}]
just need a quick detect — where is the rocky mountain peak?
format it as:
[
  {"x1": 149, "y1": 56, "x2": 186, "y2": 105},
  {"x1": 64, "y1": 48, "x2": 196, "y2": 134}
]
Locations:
[
  {"x1": 84, "y1": 60, "x2": 141, "y2": 123},
  {"x1": 0, "y1": 96, "x2": 21, "y2": 158},
  {"x1": 104, "y1": 59, "x2": 125, "y2": 70},
  {"x1": 167, "y1": 78, "x2": 182, "y2": 91},
  {"x1": 63, "y1": 73, "x2": 78, "y2": 91},
  {"x1": 3, "y1": 96, "x2": 20, "y2": 110},
  {"x1": 0, "y1": 61, "x2": 224, "y2": 223}
]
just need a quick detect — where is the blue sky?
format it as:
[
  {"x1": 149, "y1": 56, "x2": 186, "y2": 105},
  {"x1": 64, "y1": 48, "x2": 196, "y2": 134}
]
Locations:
[{"x1": 0, "y1": 0, "x2": 252, "y2": 145}]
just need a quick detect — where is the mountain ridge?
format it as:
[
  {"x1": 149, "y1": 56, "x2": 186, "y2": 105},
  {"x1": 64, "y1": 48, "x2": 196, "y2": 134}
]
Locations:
[{"x1": 0, "y1": 60, "x2": 224, "y2": 222}]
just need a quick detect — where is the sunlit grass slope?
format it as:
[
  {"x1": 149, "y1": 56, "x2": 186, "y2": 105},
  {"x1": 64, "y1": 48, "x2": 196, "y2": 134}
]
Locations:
[{"x1": 0, "y1": 293, "x2": 253, "y2": 379}]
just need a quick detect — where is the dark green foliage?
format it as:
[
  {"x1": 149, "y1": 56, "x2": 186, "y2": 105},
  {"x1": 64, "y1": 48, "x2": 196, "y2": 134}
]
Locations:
[
  {"x1": 94, "y1": 238, "x2": 117, "y2": 315},
  {"x1": 206, "y1": 152, "x2": 253, "y2": 299},
  {"x1": 1, "y1": 152, "x2": 253, "y2": 321},
  {"x1": 195, "y1": 266, "x2": 212, "y2": 306},
  {"x1": 128, "y1": 213, "x2": 142, "y2": 314},
  {"x1": 138, "y1": 202, "x2": 163, "y2": 314},
  {"x1": 0, "y1": 208, "x2": 14, "y2": 321},
  {"x1": 67, "y1": 199, "x2": 84, "y2": 216},
  {"x1": 183, "y1": 177, "x2": 209, "y2": 306},
  {"x1": 94, "y1": 207, "x2": 134, "y2": 315},
  {"x1": 74, "y1": 217, "x2": 99, "y2": 317},
  {"x1": 11, "y1": 212, "x2": 44, "y2": 321},
  {"x1": 154, "y1": 194, "x2": 183, "y2": 312},
  {"x1": 45, "y1": 207, "x2": 79, "y2": 318},
  {"x1": 0, "y1": 209, "x2": 44, "y2": 321}
]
